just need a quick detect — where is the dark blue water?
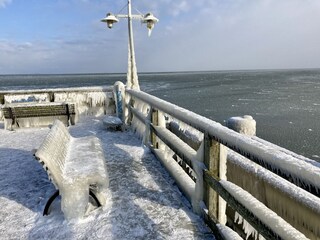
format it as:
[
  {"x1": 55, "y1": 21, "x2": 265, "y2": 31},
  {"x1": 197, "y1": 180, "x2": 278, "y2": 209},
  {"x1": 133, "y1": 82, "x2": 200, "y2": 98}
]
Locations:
[{"x1": 1, "y1": 69, "x2": 319, "y2": 161}]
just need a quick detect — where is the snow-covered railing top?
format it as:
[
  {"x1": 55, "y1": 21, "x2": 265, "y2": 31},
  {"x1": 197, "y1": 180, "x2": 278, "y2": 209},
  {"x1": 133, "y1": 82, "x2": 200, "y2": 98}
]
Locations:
[
  {"x1": 126, "y1": 89, "x2": 320, "y2": 193},
  {"x1": 0, "y1": 86, "x2": 113, "y2": 104},
  {"x1": 0, "y1": 86, "x2": 115, "y2": 119}
]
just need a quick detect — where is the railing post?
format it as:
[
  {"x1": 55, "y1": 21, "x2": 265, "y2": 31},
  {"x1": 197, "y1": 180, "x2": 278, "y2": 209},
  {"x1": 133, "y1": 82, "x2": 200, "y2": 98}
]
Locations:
[
  {"x1": 203, "y1": 133, "x2": 227, "y2": 224},
  {"x1": 226, "y1": 115, "x2": 256, "y2": 136},
  {"x1": 150, "y1": 108, "x2": 158, "y2": 149},
  {"x1": 124, "y1": 88, "x2": 134, "y2": 126},
  {"x1": 113, "y1": 81, "x2": 126, "y2": 122},
  {"x1": 226, "y1": 115, "x2": 257, "y2": 231},
  {"x1": 150, "y1": 109, "x2": 166, "y2": 149},
  {"x1": 0, "y1": 93, "x2": 4, "y2": 104}
]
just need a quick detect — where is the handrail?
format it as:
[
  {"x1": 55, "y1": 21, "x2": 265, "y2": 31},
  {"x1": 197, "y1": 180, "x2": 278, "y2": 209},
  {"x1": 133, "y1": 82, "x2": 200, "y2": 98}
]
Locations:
[
  {"x1": 127, "y1": 89, "x2": 320, "y2": 193},
  {"x1": 0, "y1": 86, "x2": 113, "y2": 104},
  {"x1": 124, "y1": 88, "x2": 319, "y2": 239}
]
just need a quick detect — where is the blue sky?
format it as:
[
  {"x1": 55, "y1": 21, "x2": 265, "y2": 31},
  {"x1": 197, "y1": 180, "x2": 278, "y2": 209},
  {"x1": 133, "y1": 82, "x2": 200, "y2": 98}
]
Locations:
[{"x1": 1, "y1": 0, "x2": 320, "y2": 74}]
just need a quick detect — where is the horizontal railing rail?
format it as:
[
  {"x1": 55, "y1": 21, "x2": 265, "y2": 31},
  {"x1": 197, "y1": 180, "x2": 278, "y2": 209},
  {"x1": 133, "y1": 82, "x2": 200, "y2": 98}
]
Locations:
[
  {"x1": 124, "y1": 88, "x2": 319, "y2": 240},
  {"x1": 0, "y1": 86, "x2": 115, "y2": 122},
  {"x1": 127, "y1": 89, "x2": 320, "y2": 193},
  {"x1": 0, "y1": 86, "x2": 113, "y2": 104}
]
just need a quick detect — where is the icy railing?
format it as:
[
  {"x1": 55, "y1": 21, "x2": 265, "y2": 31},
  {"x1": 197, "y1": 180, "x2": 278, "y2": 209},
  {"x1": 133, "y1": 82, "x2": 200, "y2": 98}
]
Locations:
[
  {"x1": 124, "y1": 88, "x2": 320, "y2": 240},
  {"x1": 0, "y1": 86, "x2": 115, "y2": 121}
]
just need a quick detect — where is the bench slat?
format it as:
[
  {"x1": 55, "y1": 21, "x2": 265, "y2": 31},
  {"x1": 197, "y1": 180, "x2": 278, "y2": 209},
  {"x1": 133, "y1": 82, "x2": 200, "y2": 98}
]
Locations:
[{"x1": 3, "y1": 103, "x2": 75, "y2": 118}]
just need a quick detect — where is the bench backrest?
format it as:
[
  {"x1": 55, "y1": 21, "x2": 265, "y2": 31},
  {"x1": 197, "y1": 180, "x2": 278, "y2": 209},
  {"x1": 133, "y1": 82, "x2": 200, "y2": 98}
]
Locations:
[
  {"x1": 35, "y1": 120, "x2": 71, "y2": 188},
  {"x1": 2, "y1": 103, "x2": 75, "y2": 119}
]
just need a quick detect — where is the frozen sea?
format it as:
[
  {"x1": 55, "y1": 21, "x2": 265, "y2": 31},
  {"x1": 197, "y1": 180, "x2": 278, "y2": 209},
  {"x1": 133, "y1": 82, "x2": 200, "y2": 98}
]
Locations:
[{"x1": 0, "y1": 69, "x2": 319, "y2": 161}]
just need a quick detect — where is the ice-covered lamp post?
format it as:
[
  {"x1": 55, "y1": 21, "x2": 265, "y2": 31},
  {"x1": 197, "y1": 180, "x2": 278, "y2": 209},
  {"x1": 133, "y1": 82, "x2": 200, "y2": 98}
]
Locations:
[{"x1": 101, "y1": 0, "x2": 159, "y2": 90}]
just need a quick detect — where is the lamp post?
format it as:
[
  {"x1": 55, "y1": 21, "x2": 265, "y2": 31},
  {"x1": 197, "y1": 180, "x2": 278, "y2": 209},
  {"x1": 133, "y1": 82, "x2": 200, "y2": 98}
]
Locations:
[{"x1": 101, "y1": 0, "x2": 158, "y2": 90}]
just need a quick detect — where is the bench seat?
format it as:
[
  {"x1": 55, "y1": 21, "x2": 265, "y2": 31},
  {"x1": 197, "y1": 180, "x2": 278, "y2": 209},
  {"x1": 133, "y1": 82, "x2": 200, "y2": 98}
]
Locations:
[{"x1": 35, "y1": 120, "x2": 109, "y2": 220}]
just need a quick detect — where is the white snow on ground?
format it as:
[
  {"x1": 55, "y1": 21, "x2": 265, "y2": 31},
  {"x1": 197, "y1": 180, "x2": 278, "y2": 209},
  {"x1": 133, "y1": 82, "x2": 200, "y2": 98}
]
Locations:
[{"x1": 0, "y1": 117, "x2": 214, "y2": 240}]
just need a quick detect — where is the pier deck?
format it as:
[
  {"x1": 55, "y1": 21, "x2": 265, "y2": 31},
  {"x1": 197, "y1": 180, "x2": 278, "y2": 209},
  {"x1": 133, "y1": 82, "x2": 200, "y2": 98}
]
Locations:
[{"x1": 0, "y1": 116, "x2": 214, "y2": 239}]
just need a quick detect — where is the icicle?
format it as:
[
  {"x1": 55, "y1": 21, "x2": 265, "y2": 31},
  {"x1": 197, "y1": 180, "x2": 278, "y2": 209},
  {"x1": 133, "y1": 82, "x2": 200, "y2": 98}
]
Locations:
[
  {"x1": 4, "y1": 93, "x2": 49, "y2": 103},
  {"x1": 235, "y1": 212, "x2": 259, "y2": 240},
  {"x1": 54, "y1": 90, "x2": 109, "y2": 117}
]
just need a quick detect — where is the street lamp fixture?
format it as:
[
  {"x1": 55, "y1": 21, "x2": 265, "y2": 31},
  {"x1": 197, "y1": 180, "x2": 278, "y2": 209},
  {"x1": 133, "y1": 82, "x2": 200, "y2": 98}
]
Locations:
[
  {"x1": 101, "y1": 0, "x2": 159, "y2": 90},
  {"x1": 103, "y1": 13, "x2": 119, "y2": 29},
  {"x1": 142, "y1": 13, "x2": 159, "y2": 36}
]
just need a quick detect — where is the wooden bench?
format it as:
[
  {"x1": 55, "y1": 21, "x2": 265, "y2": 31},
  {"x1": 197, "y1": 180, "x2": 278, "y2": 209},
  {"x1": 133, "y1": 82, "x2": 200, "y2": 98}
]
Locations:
[
  {"x1": 34, "y1": 120, "x2": 109, "y2": 220},
  {"x1": 2, "y1": 102, "x2": 76, "y2": 130}
]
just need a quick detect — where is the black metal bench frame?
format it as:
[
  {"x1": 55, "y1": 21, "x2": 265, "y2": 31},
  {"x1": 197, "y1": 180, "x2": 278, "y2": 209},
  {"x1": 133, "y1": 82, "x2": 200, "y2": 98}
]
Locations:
[{"x1": 43, "y1": 190, "x2": 102, "y2": 216}]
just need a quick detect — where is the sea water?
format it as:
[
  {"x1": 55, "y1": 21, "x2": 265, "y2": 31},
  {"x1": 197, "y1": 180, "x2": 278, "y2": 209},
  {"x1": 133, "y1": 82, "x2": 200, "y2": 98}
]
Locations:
[{"x1": 0, "y1": 69, "x2": 319, "y2": 161}]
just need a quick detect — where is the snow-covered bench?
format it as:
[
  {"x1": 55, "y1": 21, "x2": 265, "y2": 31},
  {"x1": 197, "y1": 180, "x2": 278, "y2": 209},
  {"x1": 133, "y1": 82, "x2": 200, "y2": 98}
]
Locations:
[
  {"x1": 34, "y1": 120, "x2": 109, "y2": 220},
  {"x1": 2, "y1": 102, "x2": 76, "y2": 130},
  {"x1": 102, "y1": 115, "x2": 122, "y2": 131}
]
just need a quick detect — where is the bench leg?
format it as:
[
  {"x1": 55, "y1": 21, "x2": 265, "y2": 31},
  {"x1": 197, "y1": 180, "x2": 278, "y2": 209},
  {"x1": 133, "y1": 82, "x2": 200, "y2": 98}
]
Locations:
[
  {"x1": 60, "y1": 186, "x2": 102, "y2": 219},
  {"x1": 89, "y1": 190, "x2": 102, "y2": 207},
  {"x1": 43, "y1": 189, "x2": 102, "y2": 218},
  {"x1": 90, "y1": 181, "x2": 109, "y2": 207},
  {"x1": 61, "y1": 185, "x2": 88, "y2": 219},
  {"x1": 43, "y1": 190, "x2": 60, "y2": 216}
]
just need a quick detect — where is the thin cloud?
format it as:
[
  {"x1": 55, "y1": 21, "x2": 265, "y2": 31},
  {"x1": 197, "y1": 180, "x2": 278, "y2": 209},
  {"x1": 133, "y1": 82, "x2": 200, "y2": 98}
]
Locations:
[
  {"x1": 135, "y1": 0, "x2": 320, "y2": 72},
  {"x1": 169, "y1": 1, "x2": 190, "y2": 16},
  {"x1": 0, "y1": 0, "x2": 11, "y2": 8}
]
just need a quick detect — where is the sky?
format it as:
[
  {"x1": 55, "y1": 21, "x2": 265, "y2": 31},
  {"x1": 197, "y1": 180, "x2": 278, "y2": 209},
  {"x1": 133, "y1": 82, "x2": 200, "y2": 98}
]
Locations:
[{"x1": 0, "y1": 0, "x2": 320, "y2": 74}]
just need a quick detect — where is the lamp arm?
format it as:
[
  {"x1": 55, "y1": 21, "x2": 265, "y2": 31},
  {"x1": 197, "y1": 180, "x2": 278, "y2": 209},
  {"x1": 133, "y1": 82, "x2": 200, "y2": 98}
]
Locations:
[{"x1": 116, "y1": 14, "x2": 144, "y2": 20}]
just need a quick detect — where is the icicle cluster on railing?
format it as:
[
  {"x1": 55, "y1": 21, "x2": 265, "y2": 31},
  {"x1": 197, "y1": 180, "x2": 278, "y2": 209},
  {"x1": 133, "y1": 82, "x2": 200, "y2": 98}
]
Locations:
[
  {"x1": 0, "y1": 86, "x2": 115, "y2": 122},
  {"x1": 124, "y1": 88, "x2": 319, "y2": 240},
  {"x1": 4, "y1": 93, "x2": 50, "y2": 103},
  {"x1": 54, "y1": 91, "x2": 110, "y2": 116}
]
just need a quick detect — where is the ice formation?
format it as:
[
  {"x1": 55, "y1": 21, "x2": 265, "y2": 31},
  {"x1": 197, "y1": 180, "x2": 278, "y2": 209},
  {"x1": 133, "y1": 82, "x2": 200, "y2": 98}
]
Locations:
[
  {"x1": 54, "y1": 91, "x2": 112, "y2": 117},
  {"x1": 113, "y1": 81, "x2": 126, "y2": 121},
  {"x1": 128, "y1": 95, "x2": 228, "y2": 220},
  {"x1": 216, "y1": 224, "x2": 242, "y2": 240},
  {"x1": 168, "y1": 118, "x2": 204, "y2": 146},
  {"x1": 234, "y1": 212, "x2": 264, "y2": 240},
  {"x1": 227, "y1": 115, "x2": 256, "y2": 136},
  {"x1": 128, "y1": 95, "x2": 204, "y2": 213},
  {"x1": 0, "y1": 87, "x2": 115, "y2": 123},
  {"x1": 102, "y1": 116, "x2": 123, "y2": 130},
  {"x1": 130, "y1": 97, "x2": 149, "y2": 138},
  {"x1": 221, "y1": 180, "x2": 308, "y2": 240},
  {"x1": 35, "y1": 120, "x2": 109, "y2": 220},
  {"x1": 152, "y1": 146, "x2": 195, "y2": 203},
  {"x1": 4, "y1": 93, "x2": 50, "y2": 103},
  {"x1": 126, "y1": 43, "x2": 140, "y2": 91},
  {"x1": 227, "y1": 150, "x2": 320, "y2": 239},
  {"x1": 4, "y1": 115, "x2": 70, "y2": 130},
  {"x1": 124, "y1": 89, "x2": 319, "y2": 238},
  {"x1": 0, "y1": 116, "x2": 213, "y2": 239},
  {"x1": 127, "y1": 89, "x2": 320, "y2": 192}
]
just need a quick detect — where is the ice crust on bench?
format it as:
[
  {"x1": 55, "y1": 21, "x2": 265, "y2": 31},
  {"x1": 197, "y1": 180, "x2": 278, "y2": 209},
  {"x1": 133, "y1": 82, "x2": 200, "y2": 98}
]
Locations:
[
  {"x1": 35, "y1": 120, "x2": 109, "y2": 220},
  {"x1": 102, "y1": 115, "x2": 122, "y2": 130}
]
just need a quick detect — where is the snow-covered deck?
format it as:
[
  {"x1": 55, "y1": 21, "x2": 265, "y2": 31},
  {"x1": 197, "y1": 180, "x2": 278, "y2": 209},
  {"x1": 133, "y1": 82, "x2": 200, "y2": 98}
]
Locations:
[{"x1": 0, "y1": 116, "x2": 214, "y2": 239}]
